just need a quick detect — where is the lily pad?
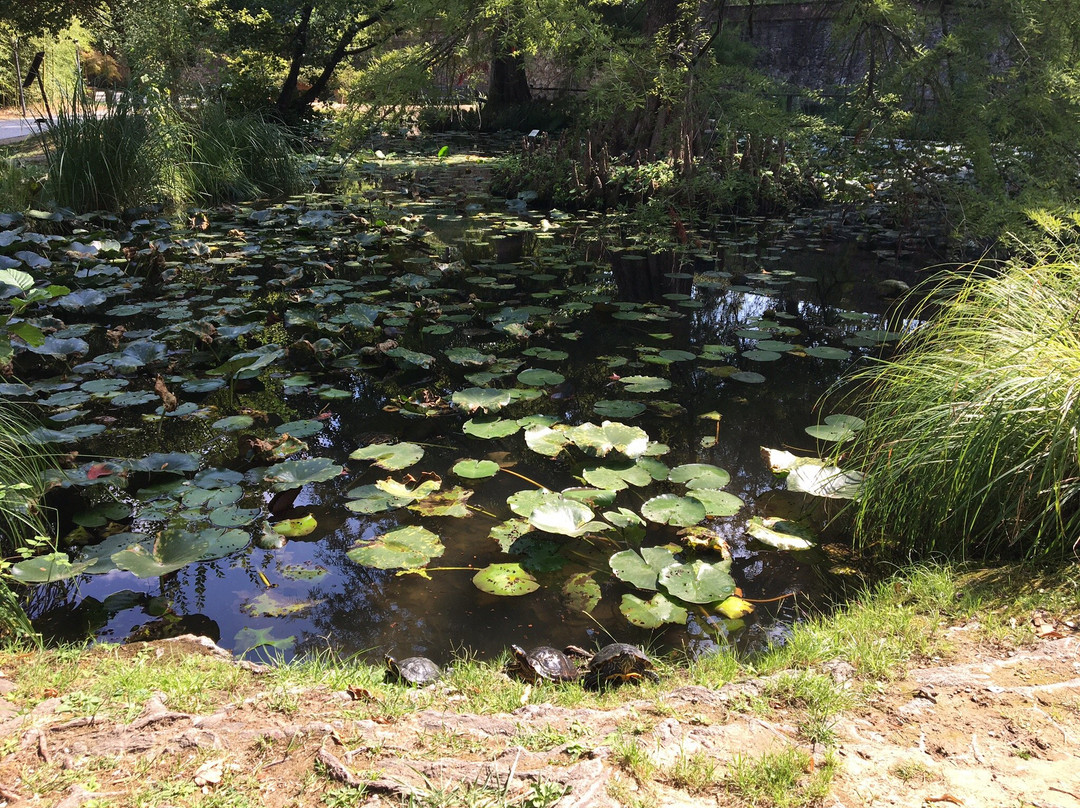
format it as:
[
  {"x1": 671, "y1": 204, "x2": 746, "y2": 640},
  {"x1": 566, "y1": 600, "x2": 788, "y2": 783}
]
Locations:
[
  {"x1": 452, "y1": 459, "x2": 500, "y2": 479},
  {"x1": 524, "y1": 425, "x2": 570, "y2": 457},
  {"x1": 608, "y1": 546, "x2": 679, "y2": 590},
  {"x1": 270, "y1": 513, "x2": 318, "y2": 538},
  {"x1": 262, "y1": 457, "x2": 344, "y2": 491},
  {"x1": 620, "y1": 593, "x2": 688, "y2": 628},
  {"x1": 463, "y1": 417, "x2": 522, "y2": 439},
  {"x1": 786, "y1": 463, "x2": 864, "y2": 499},
  {"x1": 349, "y1": 442, "x2": 424, "y2": 471},
  {"x1": 658, "y1": 559, "x2": 736, "y2": 604},
  {"x1": 472, "y1": 562, "x2": 539, "y2": 596},
  {"x1": 9, "y1": 552, "x2": 92, "y2": 583},
  {"x1": 619, "y1": 375, "x2": 672, "y2": 394},
  {"x1": 527, "y1": 497, "x2": 599, "y2": 537},
  {"x1": 452, "y1": 387, "x2": 512, "y2": 413},
  {"x1": 746, "y1": 516, "x2": 816, "y2": 550},
  {"x1": 516, "y1": 368, "x2": 565, "y2": 386},
  {"x1": 685, "y1": 488, "x2": 744, "y2": 517},
  {"x1": 668, "y1": 463, "x2": 731, "y2": 489},
  {"x1": 562, "y1": 573, "x2": 601, "y2": 613},
  {"x1": 347, "y1": 525, "x2": 444, "y2": 569},
  {"x1": 592, "y1": 399, "x2": 646, "y2": 419},
  {"x1": 640, "y1": 494, "x2": 707, "y2": 527}
]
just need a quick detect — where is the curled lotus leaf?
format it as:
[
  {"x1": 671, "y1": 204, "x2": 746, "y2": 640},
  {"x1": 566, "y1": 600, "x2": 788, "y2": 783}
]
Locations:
[
  {"x1": 746, "y1": 516, "x2": 816, "y2": 550},
  {"x1": 349, "y1": 442, "x2": 424, "y2": 471},
  {"x1": 472, "y1": 562, "x2": 539, "y2": 596},
  {"x1": 347, "y1": 525, "x2": 444, "y2": 570},
  {"x1": 527, "y1": 496, "x2": 597, "y2": 537},
  {"x1": 620, "y1": 593, "x2": 688, "y2": 628}
]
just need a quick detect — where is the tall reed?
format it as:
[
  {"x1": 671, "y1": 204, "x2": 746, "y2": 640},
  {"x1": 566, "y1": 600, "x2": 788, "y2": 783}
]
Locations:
[{"x1": 842, "y1": 246, "x2": 1080, "y2": 560}]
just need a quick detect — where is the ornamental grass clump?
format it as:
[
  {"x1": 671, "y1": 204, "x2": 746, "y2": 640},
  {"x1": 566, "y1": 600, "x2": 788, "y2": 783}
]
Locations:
[{"x1": 844, "y1": 237, "x2": 1080, "y2": 560}]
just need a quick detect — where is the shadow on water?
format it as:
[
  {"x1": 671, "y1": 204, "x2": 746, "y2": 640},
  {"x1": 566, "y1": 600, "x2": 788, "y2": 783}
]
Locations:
[{"x1": 20, "y1": 154, "x2": 937, "y2": 664}]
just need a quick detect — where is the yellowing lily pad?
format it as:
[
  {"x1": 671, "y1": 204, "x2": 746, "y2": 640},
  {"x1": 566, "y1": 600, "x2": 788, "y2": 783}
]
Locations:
[
  {"x1": 472, "y1": 562, "x2": 539, "y2": 596},
  {"x1": 347, "y1": 525, "x2": 445, "y2": 570}
]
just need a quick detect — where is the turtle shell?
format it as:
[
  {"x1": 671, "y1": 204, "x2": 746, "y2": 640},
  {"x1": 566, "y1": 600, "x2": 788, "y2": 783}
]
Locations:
[
  {"x1": 510, "y1": 645, "x2": 578, "y2": 683},
  {"x1": 582, "y1": 643, "x2": 658, "y2": 689},
  {"x1": 384, "y1": 653, "x2": 441, "y2": 685}
]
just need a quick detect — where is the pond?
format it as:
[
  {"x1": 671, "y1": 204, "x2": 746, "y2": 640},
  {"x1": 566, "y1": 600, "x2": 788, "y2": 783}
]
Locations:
[{"x1": 4, "y1": 145, "x2": 928, "y2": 664}]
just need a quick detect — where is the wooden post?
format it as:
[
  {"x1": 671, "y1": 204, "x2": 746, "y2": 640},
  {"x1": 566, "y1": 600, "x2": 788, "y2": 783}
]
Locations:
[{"x1": 12, "y1": 38, "x2": 26, "y2": 117}]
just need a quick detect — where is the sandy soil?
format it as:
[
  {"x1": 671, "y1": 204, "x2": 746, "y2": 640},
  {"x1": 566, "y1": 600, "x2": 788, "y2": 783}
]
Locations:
[{"x1": 0, "y1": 625, "x2": 1077, "y2": 808}]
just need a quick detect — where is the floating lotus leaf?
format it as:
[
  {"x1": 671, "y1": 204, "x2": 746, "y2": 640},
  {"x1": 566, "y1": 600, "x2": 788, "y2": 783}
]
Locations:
[
  {"x1": 452, "y1": 459, "x2": 500, "y2": 479},
  {"x1": 234, "y1": 627, "x2": 294, "y2": 655},
  {"x1": 755, "y1": 340, "x2": 796, "y2": 352},
  {"x1": 77, "y1": 533, "x2": 146, "y2": 575},
  {"x1": 374, "y1": 477, "x2": 442, "y2": 502},
  {"x1": 516, "y1": 368, "x2": 565, "y2": 386},
  {"x1": 347, "y1": 525, "x2": 444, "y2": 569},
  {"x1": 212, "y1": 415, "x2": 255, "y2": 432},
  {"x1": 522, "y1": 347, "x2": 568, "y2": 361},
  {"x1": 742, "y1": 349, "x2": 782, "y2": 362},
  {"x1": 72, "y1": 501, "x2": 131, "y2": 527},
  {"x1": 668, "y1": 463, "x2": 731, "y2": 489},
  {"x1": 805, "y1": 346, "x2": 851, "y2": 360},
  {"x1": 566, "y1": 421, "x2": 649, "y2": 458},
  {"x1": 344, "y1": 485, "x2": 412, "y2": 514},
  {"x1": 524, "y1": 425, "x2": 570, "y2": 457},
  {"x1": 731, "y1": 371, "x2": 766, "y2": 384},
  {"x1": 270, "y1": 513, "x2": 318, "y2": 538},
  {"x1": 804, "y1": 424, "x2": 856, "y2": 442},
  {"x1": 193, "y1": 468, "x2": 244, "y2": 488},
  {"x1": 407, "y1": 485, "x2": 473, "y2": 517},
  {"x1": 786, "y1": 463, "x2": 863, "y2": 499},
  {"x1": 603, "y1": 507, "x2": 645, "y2": 529},
  {"x1": 452, "y1": 387, "x2": 512, "y2": 413},
  {"x1": 385, "y1": 347, "x2": 436, "y2": 368},
  {"x1": 349, "y1": 442, "x2": 424, "y2": 471},
  {"x1": 280, "y1": 564, "x2": 327, "y2": 581},
  {"x1": 746, "y1": 516, "x2": 816, "y2": 550},
  {"x1": 716, "y1": 595, "x2": 755, "y2": 619},
  {"x1": 112, "y1": 526, "x2": 249, "y2": 578},
  {"x1": 263, "y1": 457, "x2": 343, "y2": 491},
  {"x1": 123, "y1": 452, "x2": 201, "y2": 474},
  {"x1": 658, "y1": 349, "x2": 695, "y2": 362},
  {"x1": 256, "y1": 525, "x2": 287, "y2": 549},
  {"x1": 472, "y1": 562, "x2": 539, "y2": 596},
  {"x1": 445, "y1": 347, "x2": 495, "y2": 366},
  {"x1": 620, "y1": 593, "x2": 688, "y2": 628},
  {"x1": 658, "y1": 559, "x2": 735, "y2": 604},
  {"x1": 209, "y1": 505, "x2": 261, "y2": 527},
  {"x1": 10, "y1": 552, "x2": 92, "y2": 583},
  {"x1": 640, "y1": 494, "x2": 706, "y2": 527},
  {"x1": 562, "y1": 573, "x2": 601, "y2": 613},
  {"x1": 242, "y1": 591, "x2": 324, "y2": 618},
  {"x1": 619, "y1": 375, "x2": 672, "y2": 393},
  {"x1": 490, "y1": 518, "x2": 532, "y2": 552},
  {"x1": 608, "y1": 546, "x2": 678, "y2": 590},
  {"x1": 581, "y1": 461, "x2": 652, "y2": 491},
  {"x1": 686, "y1": 488, "x2": 744, "y2": 517},
  {"x1": 463, "y1": 417, "x2": 522, "y2": 439},
  {"x1": 527, "y1": 497, "x2": 597, "y2": 536},
  {"x1": 562, "y1": 487, "x2": 617, "y2": 507},
  {"x1": 593, "y1": 399, "x2": 646, "y2": 419},
  {"x1": 276, "y1": 419, "x2": 324, "y2": 438},
  {"x1": 181, "y1": 485, "x2": 243, "y2": 508},
  {"x1": 507, "y1": 488, "x2": 559, "y2": 517}
]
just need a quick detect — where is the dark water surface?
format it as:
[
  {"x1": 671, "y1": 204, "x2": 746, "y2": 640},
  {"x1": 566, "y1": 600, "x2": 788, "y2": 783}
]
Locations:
[{"x1": 17, "y1": 155, "x2": 931, "y2": 664}]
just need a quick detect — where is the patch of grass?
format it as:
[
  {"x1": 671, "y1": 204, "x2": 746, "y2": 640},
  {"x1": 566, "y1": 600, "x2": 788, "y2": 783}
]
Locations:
[
  {"x1": 609, "y1": 734, "x2": 656, "y2": 782},
  {"x1": 726, "y1": 746, "x2": 836, "y2": 808},
  {"x1": 686, "y1": 646, "x2": 740, "y2": 687},
  {"x1": 761, "y1": 671, "x2": 851, "y2": 747},
  {"x1": 666, "y1": 748, "x2": 719, "y2": 794},
  {"x1": 513, "y1": 721, "x2": 586, "y2": 752},
  {"x1": 323, "y1": 784, "x2": 368, "y2": 807},
  {"x1": 889, "y1": 759, "x2": 938, "y2": 783},
  {"x1": 842, "y1": 238, "x2": 1080, "y2": 560}
]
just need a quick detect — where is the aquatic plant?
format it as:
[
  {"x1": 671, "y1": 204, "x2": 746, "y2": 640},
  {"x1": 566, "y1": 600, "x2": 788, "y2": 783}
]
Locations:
[{"x1": 843, "y1": 231, "x2": 1080, "y2": 559}]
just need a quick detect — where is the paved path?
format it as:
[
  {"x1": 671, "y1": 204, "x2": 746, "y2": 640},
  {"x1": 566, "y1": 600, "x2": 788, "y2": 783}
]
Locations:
[{"x1": 0, "y1": 117, "x2": 42, "y2": 142}]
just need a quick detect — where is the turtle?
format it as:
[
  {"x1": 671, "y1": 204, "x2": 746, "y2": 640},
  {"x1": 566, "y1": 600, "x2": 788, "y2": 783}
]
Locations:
[
  {"x1": 506, "y1": 644, "x2": 579, "y2": 683},
  {"x1": 384, "y1": 652, "x2": 442, "y2": 686},
  {"x1": 571, "y1": 643, "x2": 659, "y2": 690}
]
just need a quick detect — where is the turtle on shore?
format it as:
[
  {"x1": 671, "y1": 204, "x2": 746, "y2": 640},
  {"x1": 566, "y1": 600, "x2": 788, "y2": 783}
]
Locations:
[
  {"x1": 384, "y1": 653, "x2": 442, "y2": 686},
  {"x1": 568, "y1": 643, "x2": 659, "y2": 690},
  {"x1": 506, "y1": 645, "x2": 579, "y2": 683}
]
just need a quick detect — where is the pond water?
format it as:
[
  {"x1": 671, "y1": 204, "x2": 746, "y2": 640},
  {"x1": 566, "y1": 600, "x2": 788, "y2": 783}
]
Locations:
[{"x1": 7, "y1": 147, "x2": 930, "y2": 664}]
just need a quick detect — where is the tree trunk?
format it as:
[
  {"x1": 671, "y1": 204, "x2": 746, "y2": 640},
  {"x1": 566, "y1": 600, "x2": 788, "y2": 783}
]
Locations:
[{"x1": 487, "y1": 23, "x2": 531, "y2": 109}]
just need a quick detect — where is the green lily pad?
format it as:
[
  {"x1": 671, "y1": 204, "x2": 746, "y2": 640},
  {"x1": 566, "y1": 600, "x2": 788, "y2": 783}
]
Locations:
[
  {"x1": 746, "y1": 516, "x2": 816, "y2": 550},
  {"x1": 527, "y1": 497, "x2": 598, "y2": 536},
  {"x1": 640, "y1": 494, "x2": 707, "y2": 527},
  {"x1": 668, "y1": 463, "x2": 731, "y2": 489},
  {"x1": 452, "y1": 459, "x2": 500, "y2": 479},
  {"x1": 490, "y1": 518, "x2": 533, "y2": 552},
  {"x1": 507, "y1": 488, "x2": 559, "y2": 518},
  {"x1": 347, "y1": 525, "x2": 445, "y2": 569},
  {"x1": 242, "y1": 591, "x2": 324, "y2": 618},
  {"x1": 805, "y1": 346, "x2": 851, "y2": 360},
  {"x1": 263, "y1": 457, "x2": 343, "y2": 491},
  {"x1": 9, "y1": 552, "x2": 92, "y2": 583},
  {"x1": 452, "y1": 387, "x2": 512, "y2": 413},
  {"x1": 685, "y1": 488, "x2": 744, "y2": 517},
  {"x1": 619, "y1": 375, "x2": 672, "y2": 393},
  {"x1": 620, "y1": 593, "x2": 688, "y2": 628},
  {"x1": 280, "y1": 564, "x2": 328, "y2": 581},
  {"x1": 349, "y1": 442, "x2": 424, "y2": 471},
  {"x1": 213, "y1": 415, "x2": 255, "y2": 432},
  {"x1": 731, "y1": 371, "x2": 766, "y2": 384},
  {"x1": 276, "y1": 419, "x2": 324, "y2": 438},
  {"x1": 234, "y1": 627, "x2": 294, "y2": 655},
  {"x1": 658, "y1": 559, "x2": 735, "y2": 603},
  {"x1": 463, "y1": 417, "x2": 522, "y2": 439},
  {"x1": 566, "y1": 421, "x2": 650, "y2": 458},
  {"x1": 608, "y1": 546, "x2": 679, "y2": 590},
  {"x1": 182, "y1": 485, "x2": 243, "y2": 508},
  {"x1": 524, "y1": 425, "x2": 570, "y2": 457},
  {"x1": 516, "y1": 368, "x2": 565, "y2": 386},
  {"x1": 472, "y1": 562, "x2": 539, "y2": 596},
  {"x1": 445, "y1": 347, "x2": 496, "y2": 366},
  {"x1": 581, "y1": 461, "x2": 653, "y2": 491},
  {"x1": 208, "y1": 505, "x2": 261, "y2": 527},
  {"x1": 71, "y1": 501, "x2": 131, "y2": 527},
  {"x1": 592, "y1": 399, "x2": 646, "y2": 419},
  {"x1": 562, "y1": 573, "x2": 601, "y2": 614},
  {"x1": 271, "y1": 513, "x2": 318, "y2": 537}
]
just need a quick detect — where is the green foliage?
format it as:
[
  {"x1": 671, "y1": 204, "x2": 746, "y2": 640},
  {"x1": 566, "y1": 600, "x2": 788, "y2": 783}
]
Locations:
[
  {"x1": 842, "y1": 220, "x2": 1080, "y2": 559},
  {"x1": 42, "y1": 91, "x2": 301, "y2": 212}
]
